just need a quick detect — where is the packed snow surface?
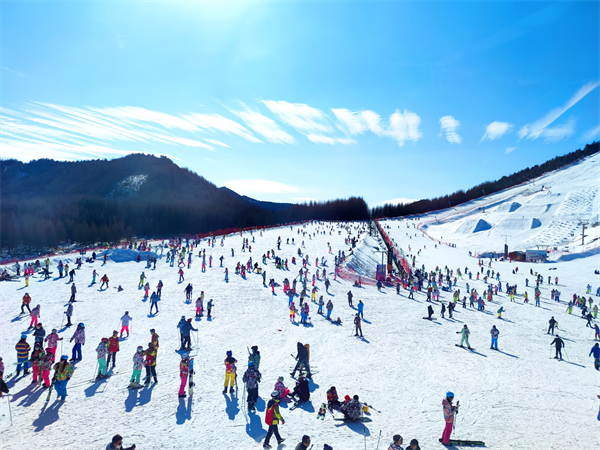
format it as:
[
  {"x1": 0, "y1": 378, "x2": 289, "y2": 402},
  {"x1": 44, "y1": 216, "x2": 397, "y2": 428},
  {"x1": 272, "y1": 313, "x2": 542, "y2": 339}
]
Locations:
[{"x1": 1, "y1": 153, "x2": 599, "y2": 450}]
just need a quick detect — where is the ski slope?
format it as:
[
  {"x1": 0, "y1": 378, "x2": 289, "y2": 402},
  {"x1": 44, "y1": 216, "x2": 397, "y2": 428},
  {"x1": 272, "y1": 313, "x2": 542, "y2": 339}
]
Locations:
[{"x1": 1, "y1": 156, "x2": 599, "y2": 450}]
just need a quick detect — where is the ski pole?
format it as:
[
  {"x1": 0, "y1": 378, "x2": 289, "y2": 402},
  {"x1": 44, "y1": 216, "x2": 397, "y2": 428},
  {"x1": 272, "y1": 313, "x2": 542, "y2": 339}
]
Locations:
[{"x1": 376, "y1": 430, "x2": 381, "y2": 450}]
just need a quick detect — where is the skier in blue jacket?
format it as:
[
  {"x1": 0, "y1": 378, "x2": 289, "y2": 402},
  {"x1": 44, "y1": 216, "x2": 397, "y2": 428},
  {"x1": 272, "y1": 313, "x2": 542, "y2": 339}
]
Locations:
[
  {"x1": 590, "y1": 343, "x2": 600, "y2": 370},
  {"x1": 180, "y1": 319, "x2": 197, "y2": 351}
]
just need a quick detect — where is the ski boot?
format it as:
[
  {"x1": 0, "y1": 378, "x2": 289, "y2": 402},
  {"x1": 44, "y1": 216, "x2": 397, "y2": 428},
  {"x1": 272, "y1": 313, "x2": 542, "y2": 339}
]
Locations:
[{"x1": 229, "y1": 386, "x2": 234, "y2": 394}]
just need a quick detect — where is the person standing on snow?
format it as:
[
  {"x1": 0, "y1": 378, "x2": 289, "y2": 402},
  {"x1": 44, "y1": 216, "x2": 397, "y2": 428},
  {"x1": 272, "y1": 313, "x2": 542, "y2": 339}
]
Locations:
[
  {"x1": 354, "y1": 314, "x2": 363, "y2": 338},
  {"x1": 69, "y1": 323, "x2": 85, "y2": 361},
  {"x1": 263, "y1": 391, "x2": 285, "y2": 449},
  {"x1": 178, "y1": 354, "x2": 191, "y2": 398},
  {"x1": 249, "y1": 346, "x2": 261, "y2": 369},
  {"x1": 441, "y1": 392, "x2": 459, "y2": 445},
  {"x1": 490, "y1": 325, "x2": 500, "y2": 350},
  {"x1": 44, "y1": 329, "x2": 62, "y2": 357},
  {"x1": 65, "y1": 302, "x2": 74, "y2": 327},
  {"x1": 357, "y1": 300, "x2": 364, "y2": 318},
  {"x1": 180, "y1": 319, "x2": 197, "y2": 351},
  {"x1": 96, "y1": 337, "x2": 109, "y2": 379},
  {"x1": 326, "y1": 299, "x2": 334, "y2": 319},
  {"x1": 387, "y1": 434, "x2": 404, "y2": 450},
  {"x1": 120, "y1": 312, "x2": 132, "y2": 338},
  {"x1": 107, "y1": 331, "x2": 120, "y2": 369},
  {"x1": 143, "y1": 342, "x2": 158, "y2": 384},
  {"x1": 548, "y1": 316, "x2": 558, "y2": 335},
  {"x1": 589, "y1": 343, "x2": 600, "y2": 370},
  {"x1": 130, "y1": 346, "x2": 144, "y2": 386},
  {"x1": 243, "y1": 361, "x2": 262, "y2": 412},
  {"x1": 291, "y1": 342, "x2": 311, "y2": 378},
  {"x1": 223, "y1": 351, "x2": 237, "y2": 394},
  {"x1": 551, "y1": 335, "x2": 565, "y2": 360},
  {"x1": 457, "y1": 325, "x2": 471, "y2": 349},
  {"x1": 52, "y1": 355, "x2": 74, "y2": 401}
]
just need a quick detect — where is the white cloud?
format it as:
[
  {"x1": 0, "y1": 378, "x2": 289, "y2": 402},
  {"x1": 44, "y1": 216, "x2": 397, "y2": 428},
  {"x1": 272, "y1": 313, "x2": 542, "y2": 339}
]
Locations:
[
  {"x1": 540, "y1": 118, "x2": 575, "y2": 142},
  {"x1": 224, "y1": 179, "x2": 298, "y2": 195},
  {"x1": 582, "y1": 124, "x2": 600, "y2": 141},
  {"x1": 231, "y1": 104, "x2": 296, "y2": 144},
  {"x1": 520, "y1": 81, "x2": 599, "y2": 140},
  {"x1": 181, "y1": 113, "x2": 262, "y2": 143},
  {"x1": 505, "y1": 147, "x2": 517, "y2": 154},
  {"x1": 380, "y1": 197, "x2": 418, "y2": 205},
  {"x1": 262, "y1": 100, "x2": 333, "y2": 135},
  {"x1": 306, "y1": 134, "x2": 357, "y2": 145},
  {"x1": 204, "y1": 139, "x2": 230, "y2": 148},
  {"x1": 439, "y1": 115, "x2": 462, "y2": 144},
  {"x1": 482, "y1": 121, "x2": 514, "y2": 141},
  {"x1": 332, "y1": 107, "x2": 421, "y2": 147},
  {"x1": 518, "y1": 125, "x2": 529, "y2": 140}
]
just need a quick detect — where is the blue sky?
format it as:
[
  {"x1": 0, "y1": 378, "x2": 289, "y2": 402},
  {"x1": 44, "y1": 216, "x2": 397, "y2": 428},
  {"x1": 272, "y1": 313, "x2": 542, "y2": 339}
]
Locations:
[{"x1": 1, "y1": 1, "x2": 599, "y2": 206}]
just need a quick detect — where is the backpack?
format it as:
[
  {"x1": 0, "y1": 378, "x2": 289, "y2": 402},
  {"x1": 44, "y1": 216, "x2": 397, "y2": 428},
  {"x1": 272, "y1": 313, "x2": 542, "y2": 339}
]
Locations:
[{"x1": 265, "y1": 403, "x2": 274, "y2": 426}]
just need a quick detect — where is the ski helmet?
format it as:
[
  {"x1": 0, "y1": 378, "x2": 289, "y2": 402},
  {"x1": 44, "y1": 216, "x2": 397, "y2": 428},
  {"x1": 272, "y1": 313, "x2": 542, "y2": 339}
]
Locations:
[
  {"x1": 137, "y1": 346, "x2": 143, "y2": 351},
  {"x1": 278, "y1": 376, "x2": 284, "y2": 382},
  {"x1": 446, "y1": 391, "x2": 454, "y2": 398},
  {"x1": 150, "y1": 328, "x2": 155, "y2": 333},
  {"x1": 226, "y1": 350, "x2": 232, "y2": 356},
  {"x1": 52, "y1": 328, "x2": 57, "y2": 333},
  {"x1": 60, "y1": 355, "x2": 68, "y2": 360},
  {"x1": 79, "y1": 323, "x2": 85, "y2": 328},
  {"x1": 271, "y1": 391, "x2": 280, "y2": 399},
  {"x1": 181, "y1": 352, "x2": 190, "y2": 359},
  {"x1": 20, "y1": 334, "x2": 27, "y2": 339}
]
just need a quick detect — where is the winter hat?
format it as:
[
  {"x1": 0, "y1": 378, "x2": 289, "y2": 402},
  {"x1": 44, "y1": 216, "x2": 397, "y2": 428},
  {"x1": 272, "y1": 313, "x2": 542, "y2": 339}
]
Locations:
[
  {"x1": 181, "y1": 316, "x2": 186, "y2": 319},
  {"x1": 79, "y1": 323, "x2": 85, "y2": 328},
  {"x1": 251, "y1": 345, "x2": 258, "y2": 351},
  {"x1": 113, "y1": 330, "x2": 118, "y2": 335},
  {"x1": 150, "y1": 329, "x2": 155, "y2": 333},
  {"x1": 125, "y1": 311, "x2": 129, "y2": 314},
  {"x1": 20, "y1": 334, "x2": 27, "y2": 339},
  {"x1": 60, "y1": 355, "x2": 68, "y2": 360},
  {"x1": 278, "y1": 376, "x2": 284, "y2": 382},
  {"x1": 446, "y1": 391, "x2": 454, "y2": 398},
  {"x1": 344, "y1": 395, "x2": 351, "y2": 402},
  {"x1": 226, "y1": 350, "x2": 232, "y2": 356},
  {"x1": 36, "y1": 323, "x2": 42, "y2": 327},
  {"x1": 137, "y1": 346, "x2": 143, "y2": 351},
  {"x1": 52, "y1": 329, "x2": 57, "y2": 333},
  {"x1": 393, "y1": 435, "x2": 403, "y2": 444},
  {"x1": 102, "y1": 337, "x2": 109, "y2": 342},
  {"x1": 410, "y1": 439, "x2": 419, "y2": 446}
]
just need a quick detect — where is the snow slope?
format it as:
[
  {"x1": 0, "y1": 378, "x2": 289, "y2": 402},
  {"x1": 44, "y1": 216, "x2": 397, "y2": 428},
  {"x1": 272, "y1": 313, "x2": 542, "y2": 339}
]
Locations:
[
  {"x1": 414, "y1": 153, "x2": 600, "y2": 255},
  {"x1": 0, "y1": 155, "x2": 599, "y2": 450}
]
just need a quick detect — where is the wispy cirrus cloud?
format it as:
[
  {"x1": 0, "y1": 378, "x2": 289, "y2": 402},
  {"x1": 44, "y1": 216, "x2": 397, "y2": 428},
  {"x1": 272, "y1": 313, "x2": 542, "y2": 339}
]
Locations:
[
  {"x1": 482, "y1": 121, "x2": 514, "y2": 141},
  {"x1": 582, "y1": 124, "x2": 600, "y2": 142},
  {"x1": 230, "y1": 103, "x2": 296, "y2": 144},
  {"x1": 306, "y1": 134, "x2": 356, "y2": 145},
  {"x1": 519, "y1": 81, "x2": 599, "y2": 141},
  {"x1": 439, "y1": 115, "x2": 462, "y2": 144},
  {"x1": 332, "y1": 108, "x2": 422, "y2": 147},
  {"x1": 505, "y1": 146, "x2": 517, "y2": 154},
  {"x1": 224, "y1": 179, "x2": 298, "y2": 195},
  {"x1": 262, "y1": 100, "x2": 333, "y2": 135}
]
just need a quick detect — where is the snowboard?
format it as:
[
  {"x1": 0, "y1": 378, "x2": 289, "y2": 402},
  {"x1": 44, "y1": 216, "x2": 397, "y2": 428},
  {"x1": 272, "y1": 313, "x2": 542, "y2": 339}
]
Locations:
[{"x1": 439, "y1": 438, "x2": 485, "y2": 447}]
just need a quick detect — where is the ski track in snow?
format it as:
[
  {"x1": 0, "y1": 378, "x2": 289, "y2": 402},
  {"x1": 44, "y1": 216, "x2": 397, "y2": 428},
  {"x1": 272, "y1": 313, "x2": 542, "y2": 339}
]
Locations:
[{"x1": 1, "y1": 155, "x2": 599, "y2": 450}]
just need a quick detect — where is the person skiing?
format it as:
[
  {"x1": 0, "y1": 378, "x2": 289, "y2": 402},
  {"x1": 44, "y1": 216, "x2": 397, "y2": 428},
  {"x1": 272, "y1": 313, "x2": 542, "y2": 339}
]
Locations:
[
  {"x1": 388, "y1": 435, "x2": 404, "y2": 450},
  {"x1": 157, "y1": 280, "x2": 163, "y2": 298},
  {"x1": 65, "y1": 302, "x2": 73, "y2": 327},
  {"x1": 291, "y1": 342, "x2": 311, "y2": 378},
  {"x1": 289, "y1": 302, "x2": 297, "y2": 322},
  {"x1": 441, "y1": 392, "x2": 459, "y2": 445},
  {"x1": 179, "y1": 354, "x2": 191, "y2": 398},
  {"x1": 107, "y1": 331, "x2": 119, "y2": 369},
  {"x1": 490, "y1": 325, "x2": 499, "y2": 350},
  {"x1": 263, "y1": 391, "x2": 285, "y2": 449},
  {"x1": 347, "y1": 290, "x2": 353, "y2": 307},
  {"x1": 15, "y1": 334, "x2": 32, "y2": 377},
  {"x1": 52, "y1": 355, "x2": 74, "y2": 401},
  {"x1": 223, "y1": 350, "x2": 237, "y2": 394},
  {"x1": 150, "y1": 329, "x2": 160, "y2": 351},
  {"x1": 44, "y1": 328, "x2": 62, "y2": 357},
  {"x1": 143, "y1": 342, "x2": 158, "y2": 384},
  {"x1": 195, "y1": 297, "x2": 203, "y2": 319},
  {"x1": 317, "y1": 296, "x2": 324, "y2": 314},
  {"x1": 497, "y1": 306, "x2": 505, "y2": 319},
  {"x1": 590, "y1": 343, "x2": 600, "y2": 370},
  {"x1": 354, "y1": 313, "x2": 363, "y2": 338},
  {"x1": 548, "y1": 316, "x2": 558, "y2": 335},
  {"x1": 139, "y1": 272, "x2": 146, "y2": 288},
  {"x1": 69, "y1": 323, "x2": 85, "y2": 361},
  {"x1": 207, "y1": 299, "x2": 213, "y2": 318},
  {"x1": 70, "y1": 283, "x2": 77, "y2": 302},
  {"x1": 149, "y1": 291, "x2": 160, "y2": 314},
  {"x1": 357, "y1": 300, "x2": 364, "y2": 318},
  {"x1": 249, "y1": 346, "x2": 261, "y2": 369},
  {"x1": 551, "y1": 335, "x2": 565, "y2": 360},
  {"x1": 120, "y1": 312, "x2": 132, "y2": 337},
  {"x1": 242, "y1": 361, "x2": 262, "y2": 412},
  {"x1": 106, "y1": 434, "x2": 136, "y2": 450},
  {"x1": 100, "y1": 274, "x2": 109, "y2": 290},
  {"x1": 180, "y1": 319, "x2": 197, "y2": 351},
  {"x1": 130, "y1": 346, "x2": 144, "y2": 386},
  {"x1": 440, "y1": 303, "x2": 446, "y2": 319},
  {"x1": 326, "y1": 299, "x2": 334, "y2": 319},
  {"x1": 96, "y1": 337, "x2": 109, "y2": 379},
  {"x1": 184, "y1": 283, "x2": 193, "y2": 301},
  {"x1": 21, "y1": 293, "x2": 32, "y2": 314},
  {"x1": 29, "y1": 304, "x2": 41, "y2": 329},
  {"x1": 457, "y1": 324, "x2": 471, "y2": 349}
]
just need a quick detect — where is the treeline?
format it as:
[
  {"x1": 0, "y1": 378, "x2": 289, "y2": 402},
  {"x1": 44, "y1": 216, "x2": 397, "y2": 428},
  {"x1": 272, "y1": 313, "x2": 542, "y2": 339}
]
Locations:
[
  {"x1": 0, "y1": 153, "x2": 369, "y2": 249},
  {"x1": 372, "y1": 142, "x2": 600, "y2": 218}
]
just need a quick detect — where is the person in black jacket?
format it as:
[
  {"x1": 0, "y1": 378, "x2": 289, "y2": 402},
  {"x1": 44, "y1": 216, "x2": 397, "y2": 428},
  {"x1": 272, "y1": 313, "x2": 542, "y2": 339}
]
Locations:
[
  {"x1": 547, "y1": 316, "x2": 557, "y2": 335},
  {"x1": 428, "y1": 304, "x2": 435, "y2": 320},
  {"x1": 106, "y1": 434, "x2": 136, "y2": 450},
  {"x1": 551, "y1": 335, "x2": 565, "y2": 359},
  {"x1": 289, "y1": 375, "x2": 310, "y2": 403},
  {"x1": 291, "y1": 342, "x2": 311, "y2": 378}
]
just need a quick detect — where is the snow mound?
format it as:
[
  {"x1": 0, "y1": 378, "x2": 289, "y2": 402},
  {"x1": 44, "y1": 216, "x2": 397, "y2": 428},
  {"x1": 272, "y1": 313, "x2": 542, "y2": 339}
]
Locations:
[
  {"x1": 494, "y1": 218, "x2": 542, "y2": 232},
  {"x1": 496, "y1": 201, "x2": 522, "y2": 213},
  {"x1": 106, "y1": 248, "x2": 158, "y2": 263},
  {"x1": 456, "y1": 218, "x2": 492, "y2": 234}
]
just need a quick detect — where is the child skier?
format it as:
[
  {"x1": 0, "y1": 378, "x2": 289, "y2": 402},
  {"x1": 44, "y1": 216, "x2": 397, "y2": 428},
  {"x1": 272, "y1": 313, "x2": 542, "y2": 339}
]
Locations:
[
  {"x1": 107, "y1": 331, "x2": 119, "y2": 369},
  {"x1": 130, "y1": 346, "x2": 144, "y2": 387},
  {"x1": 96, "y1": 337, "x2": 109, "y2": 379}
]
